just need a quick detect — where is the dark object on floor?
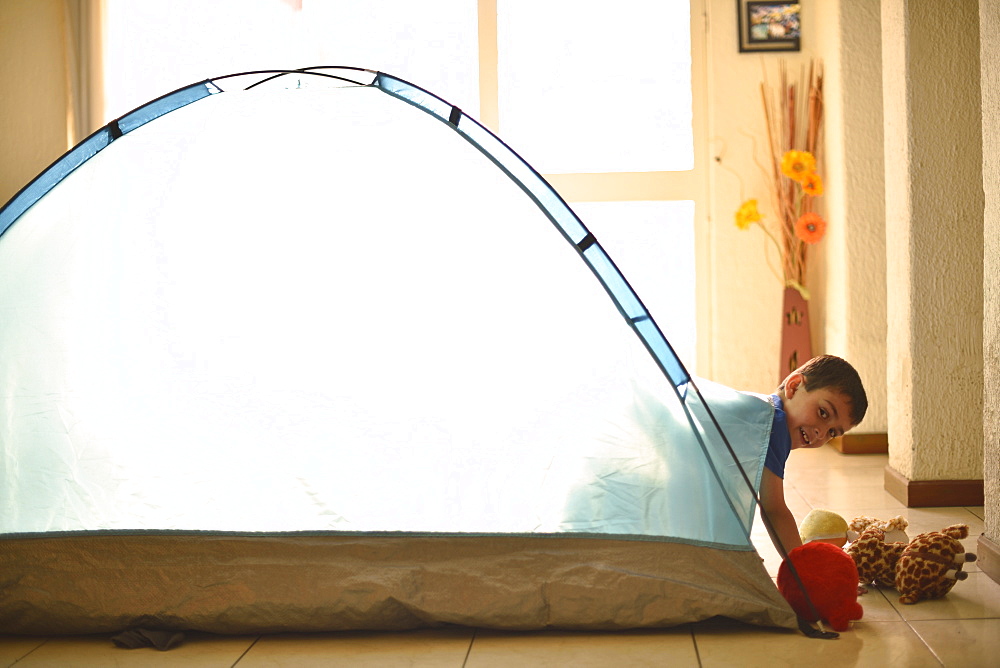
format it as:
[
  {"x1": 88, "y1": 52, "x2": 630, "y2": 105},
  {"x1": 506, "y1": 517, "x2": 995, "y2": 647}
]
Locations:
[{"x1": 111, "y1": 628, "x2": 184, "y2": 651}]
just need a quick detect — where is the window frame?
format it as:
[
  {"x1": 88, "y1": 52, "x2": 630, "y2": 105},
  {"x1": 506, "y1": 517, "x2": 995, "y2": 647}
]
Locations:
[{"x1": 477, "y1": 0, "x2": 709, "y2": 373}]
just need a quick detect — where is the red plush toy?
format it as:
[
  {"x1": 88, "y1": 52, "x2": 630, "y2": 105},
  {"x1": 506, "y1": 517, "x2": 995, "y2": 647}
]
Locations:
[{"x1": 777, "y1": 542, "x2": 864, "y2": 632}]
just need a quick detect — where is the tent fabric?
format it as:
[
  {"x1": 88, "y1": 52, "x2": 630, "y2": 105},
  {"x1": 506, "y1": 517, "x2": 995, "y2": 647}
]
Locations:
[
  {"x1": 0, "y1": 67, "x2": 796, "y2": 633},
  {"x1": 1, "y1": 535, "x2": 795, "y2": 635}
]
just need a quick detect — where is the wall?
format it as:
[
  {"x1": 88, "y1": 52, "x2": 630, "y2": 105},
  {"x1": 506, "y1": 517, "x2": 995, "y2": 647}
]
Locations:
[
  {"x1": 704, "y1": 0, "x2": 821, "y2": 393},
  {"x1": 811, "y1": 0, "x2": 887, "y2": 435},
  {"x1": 0, "y1": 0, "x2": 70, "y2": 205},
  {"x1": 882, "y1": 0, "x2": 984, "y2": 482},
  {"x1": 980, "y1": 2, "x2": 999, "y2": 542},
  {"x1": 704, "y1": 0, "x2": 888, "y2": 440}
]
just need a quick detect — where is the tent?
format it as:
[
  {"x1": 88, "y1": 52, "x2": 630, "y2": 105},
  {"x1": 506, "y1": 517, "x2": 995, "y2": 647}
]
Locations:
[{"x1": 0, "y1": 67, "x2": 797, "y2": 635}]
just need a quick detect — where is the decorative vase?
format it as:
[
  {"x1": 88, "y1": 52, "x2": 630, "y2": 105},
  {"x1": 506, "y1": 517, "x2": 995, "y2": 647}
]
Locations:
[{"x1": 779, "y1": 286, "x2": 812, "y2": 383}]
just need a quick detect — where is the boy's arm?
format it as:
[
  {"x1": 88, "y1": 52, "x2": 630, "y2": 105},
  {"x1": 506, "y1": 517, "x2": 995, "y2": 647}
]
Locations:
[{"x1": 759, "y1": 467, "x2": 802, "y2": 556}]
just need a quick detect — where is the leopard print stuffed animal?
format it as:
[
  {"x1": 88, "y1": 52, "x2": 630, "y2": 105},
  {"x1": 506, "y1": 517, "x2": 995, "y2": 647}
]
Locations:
[
  {"x1": 895, "y1": 524, "x2": 977, "y2": 605},
  {"x1": 846, "y1": 524, "x2": 907, "y2": 592}
]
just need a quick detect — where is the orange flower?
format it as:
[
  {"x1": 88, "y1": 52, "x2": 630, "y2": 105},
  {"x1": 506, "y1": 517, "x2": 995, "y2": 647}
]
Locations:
[
  {"x1": 735, "y1": 199, "x2": 762, "y2": 230},
  {"x1": 802, "y1": 172, "x2": 824, "y2": 197},
  {"x1": 795, "y1": 212, "x2": 827, "y2": 244},
  {"x1": 780, "y1": 150, "x2": 816, "y2": 183}
]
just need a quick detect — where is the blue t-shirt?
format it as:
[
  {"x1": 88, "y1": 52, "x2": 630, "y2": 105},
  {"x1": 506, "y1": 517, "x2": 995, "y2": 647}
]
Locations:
[{"x1": 764, "y1": 393, "x2": 791, "y2": 479}]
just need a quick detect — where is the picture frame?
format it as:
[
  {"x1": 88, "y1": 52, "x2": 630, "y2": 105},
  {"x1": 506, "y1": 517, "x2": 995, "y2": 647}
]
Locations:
[{"x1": 738, "y1": 1, "x2": 801, "y2": 53}]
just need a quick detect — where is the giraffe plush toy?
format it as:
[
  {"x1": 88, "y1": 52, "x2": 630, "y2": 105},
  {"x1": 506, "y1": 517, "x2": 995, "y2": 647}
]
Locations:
[
  {"x1": 894, "y1": 524, "x2": 977, "y2": 605},
  {"x1": 846, "y1": 524, "x2": 907, "y2": 592}
]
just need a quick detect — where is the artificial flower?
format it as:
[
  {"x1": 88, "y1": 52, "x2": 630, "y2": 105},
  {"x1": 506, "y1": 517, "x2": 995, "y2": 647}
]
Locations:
[
  {"x1": 795, "y1": 212, "x2": 827, "y2": 244},
  {"x1": 802, "y1": 172, "x2": 824, "y2": 197},
  {"x1": 735, "y1": 199, "x2": 762, "y2": 230},
  {"x1": 780, "y1": 150, "x2": 816, "y2": 183},
  {"x1": 745, "y1": 61, "x2": 825, "y2": 297}
]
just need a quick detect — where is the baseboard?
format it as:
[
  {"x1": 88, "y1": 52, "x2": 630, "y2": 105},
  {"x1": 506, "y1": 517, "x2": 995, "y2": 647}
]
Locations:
[
  {"x1": 828, "y1": 432, "x2": 888, "y2": 454},
  {"x1": 978, "y1": 534, "x2": 1000, "y2": 585},
  {"x1": 884, "y1": 466, "x2": 985, "y2": 507}
]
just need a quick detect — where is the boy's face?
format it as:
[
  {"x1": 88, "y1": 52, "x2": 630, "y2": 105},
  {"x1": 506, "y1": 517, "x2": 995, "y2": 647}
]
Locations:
[{"x1": 783, "y1": 373, "x2": 854, "y2": 450}]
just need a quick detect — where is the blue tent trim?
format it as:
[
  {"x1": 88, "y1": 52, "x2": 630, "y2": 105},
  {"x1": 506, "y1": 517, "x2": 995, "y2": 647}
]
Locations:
[{"x1": 0, "y1": 82, "x2": 215, "y2": 240}]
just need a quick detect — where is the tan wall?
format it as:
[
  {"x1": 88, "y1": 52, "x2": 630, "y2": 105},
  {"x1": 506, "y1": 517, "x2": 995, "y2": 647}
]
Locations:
[
  {"x1": 703, "y1": 0, "x2": 889, "y2": 442},
  {"x1": 811, "y1": 0, "x2": 887, "y2": 435},
  {"x1": 0, "y1": 0, "x2": 70, "y2": 205},
  {"x1": 882, "y1": 0, "x2": 984, "y2": 482},
  {"x1": 704, "y1": 0, "x2": 821, "y2": 392},
  {"x1": 981, "y1": 2, "x2": 1000, "y2": 540}
]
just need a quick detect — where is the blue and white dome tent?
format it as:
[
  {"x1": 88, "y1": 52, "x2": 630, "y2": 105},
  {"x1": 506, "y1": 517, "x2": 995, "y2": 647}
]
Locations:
[{"x1": 0, "y1": 67, "x2": 799, "y2": 634}]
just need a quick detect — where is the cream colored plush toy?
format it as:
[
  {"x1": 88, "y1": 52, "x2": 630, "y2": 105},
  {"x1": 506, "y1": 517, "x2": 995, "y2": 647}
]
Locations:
[
  {"x1": 799, "y1": 509, "x2": 850, "y2": 547},
  {"x1": 846, "y1": 515, "x2": 909, "y2": 544}
]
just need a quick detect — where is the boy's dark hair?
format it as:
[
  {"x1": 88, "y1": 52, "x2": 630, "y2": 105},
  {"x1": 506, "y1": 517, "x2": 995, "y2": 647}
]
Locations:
[{"x1": 780, "y1": 355, "x2": 868, "y2": 426}]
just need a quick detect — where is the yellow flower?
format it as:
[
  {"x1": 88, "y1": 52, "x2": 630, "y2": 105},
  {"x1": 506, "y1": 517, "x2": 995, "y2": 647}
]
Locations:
[
  {"x1": 780, "y1": 150, "x2": 816, "y2": 183},
  {"x1": 802, "y1": 172, "x2": 824, "y2": 197},
  {"x1": 735, "y1": 199, "x2": 762, "y2": 230}
]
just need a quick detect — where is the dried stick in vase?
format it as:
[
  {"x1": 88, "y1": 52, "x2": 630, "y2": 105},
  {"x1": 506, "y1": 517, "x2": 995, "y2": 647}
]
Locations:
[{"x1": 806, "y1": 62, "x2": 824, "y2": 157}]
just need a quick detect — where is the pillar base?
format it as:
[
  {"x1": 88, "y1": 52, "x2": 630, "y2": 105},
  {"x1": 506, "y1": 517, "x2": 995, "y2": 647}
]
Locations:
[
  {"x1": 978, "y1": 534, "x2": 1000, "y2": 585},
  {"x1": 828, "y1": 433, "x2": 888, "y2": 454},
  {"x1": 884, "y1": 466, "x2": 984, "y2": 507}
]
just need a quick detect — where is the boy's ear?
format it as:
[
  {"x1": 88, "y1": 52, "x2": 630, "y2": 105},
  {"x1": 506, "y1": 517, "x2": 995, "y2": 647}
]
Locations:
[{"x1": 785, "y1": 373, "x2": 806, "y2": 397}]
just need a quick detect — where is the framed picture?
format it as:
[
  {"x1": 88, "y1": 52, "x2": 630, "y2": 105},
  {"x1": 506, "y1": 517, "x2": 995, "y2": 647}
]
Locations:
[{"x1": 738, "y1": 1, "x2": 801, "y2": 53}]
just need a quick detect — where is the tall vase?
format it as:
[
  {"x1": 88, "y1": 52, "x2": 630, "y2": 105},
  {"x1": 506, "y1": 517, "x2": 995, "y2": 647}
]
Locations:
[{"x1": 779, "y1": 286, "x2": 812, "y2": 384}]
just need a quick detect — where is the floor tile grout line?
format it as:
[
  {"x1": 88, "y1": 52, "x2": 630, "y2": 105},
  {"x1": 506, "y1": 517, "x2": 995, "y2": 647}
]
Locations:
[
  {"x1": 902, "y1": 620, "x2": 946, "y2": 667},
  {"x1": 688, "y1": 624, "x2": 703, "y2": 668},
  {"x1": 230, "y1": 634, "x2": 262, "y2": 667},
  {"x1": 461, "y1": 628, "x2": 478, "y2": 668},
  {"x1": 7, "y1": 637, "x2": 48, "y2": 667}
]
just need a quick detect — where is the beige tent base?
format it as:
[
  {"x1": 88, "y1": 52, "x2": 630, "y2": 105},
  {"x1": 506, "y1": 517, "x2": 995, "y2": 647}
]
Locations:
[{"x1": 0, "y1": 533, "x2": 797, "y2": 635}]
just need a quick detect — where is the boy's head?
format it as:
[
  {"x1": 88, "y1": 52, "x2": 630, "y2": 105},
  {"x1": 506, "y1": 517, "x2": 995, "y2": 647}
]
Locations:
[
  {"x1": 778, "y1": 356, "x2": 868, "y2": 449},
  {"x1": 779, "y1": 355, "x2": 868, "y2": 426}
]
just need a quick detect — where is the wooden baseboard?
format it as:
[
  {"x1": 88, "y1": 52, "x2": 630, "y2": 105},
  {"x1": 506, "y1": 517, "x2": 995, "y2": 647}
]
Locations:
[
  {"x1": 884, "y1": 466, "x2": 985, "y2": 507},
  {"x1": 828, "y1": 432, "x2": 888, "y2": 454},
  {"x1": 978, "y1": 534, "x2": 1000, "y2": 585}
]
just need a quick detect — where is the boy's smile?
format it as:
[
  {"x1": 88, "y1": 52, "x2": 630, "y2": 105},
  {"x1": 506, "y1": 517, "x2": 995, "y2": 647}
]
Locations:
[{"x1": 781, "y1": 373, "x2": 854, "y2": 450}]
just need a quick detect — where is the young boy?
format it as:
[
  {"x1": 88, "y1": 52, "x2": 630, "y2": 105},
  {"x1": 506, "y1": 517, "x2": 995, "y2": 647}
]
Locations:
[{"x1": 757, "y1": 355, "x2": 868, "y2": 556}]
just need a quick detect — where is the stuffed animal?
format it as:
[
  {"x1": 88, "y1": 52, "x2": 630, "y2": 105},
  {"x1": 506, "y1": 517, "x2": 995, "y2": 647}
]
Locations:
[
  {"x1": 799, "y1": 509, "x2": 849, "y2": 547},
  {"x1": 895, "y1": 524, "x2": 977, "y2": 604},
  {"x1": 846, "y1": 524, "x2": 908, "y2": 592},
  {"x1": 847, "y1": 514, "x2": 909, "y2": 544},
  {"x1": 777, "y1": 542, "x2": 864, "y2": 631}
]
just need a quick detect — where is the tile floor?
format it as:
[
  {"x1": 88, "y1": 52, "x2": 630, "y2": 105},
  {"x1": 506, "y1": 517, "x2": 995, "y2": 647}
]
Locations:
[{"x1": 2, "y1": 446, "x2": 997, "y2": 667}]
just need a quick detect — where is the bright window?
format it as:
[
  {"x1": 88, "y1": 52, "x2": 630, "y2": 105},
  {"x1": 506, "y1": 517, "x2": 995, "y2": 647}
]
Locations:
[
  {"x1": 496, "y1": 0, "x2": 692, "y2": 173},
  {"x1": 576, "y1": 201, "x2": 696, "y2": 367},
  {"x1": 103, "y1": 0, "x2": 479, "y2": 121},
  {"x1": 101, "y1": 0, "x2": 702, "y2": 370}
]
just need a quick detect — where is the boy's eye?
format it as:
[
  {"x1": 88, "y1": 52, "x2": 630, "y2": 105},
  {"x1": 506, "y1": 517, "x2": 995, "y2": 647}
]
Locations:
[{"x1": 819, "y1": 408, "x2": 828, "y2": 419}]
